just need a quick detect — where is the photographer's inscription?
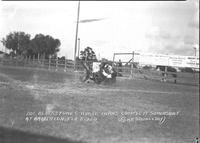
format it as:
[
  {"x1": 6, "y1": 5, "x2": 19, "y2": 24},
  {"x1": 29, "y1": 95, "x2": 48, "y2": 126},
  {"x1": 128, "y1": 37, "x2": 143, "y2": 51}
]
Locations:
[{"x1": 25, "y1": 110, "x2": 180, "y2": 125}]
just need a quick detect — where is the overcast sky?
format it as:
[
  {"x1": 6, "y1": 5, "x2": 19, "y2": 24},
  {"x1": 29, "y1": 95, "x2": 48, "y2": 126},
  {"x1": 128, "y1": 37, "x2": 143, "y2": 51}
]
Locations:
[{"x1": 0, "y1": 0, "x2": 199, "y2": 60}]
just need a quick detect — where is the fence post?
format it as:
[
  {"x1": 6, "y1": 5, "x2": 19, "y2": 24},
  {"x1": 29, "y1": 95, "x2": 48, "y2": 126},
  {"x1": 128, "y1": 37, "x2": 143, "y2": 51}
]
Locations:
[
  {"x1": 48, "y1": 57, "x2": 51, "y2": 70},
  {"x1": 162, "y1": 66, "x2": 167, "y2": 82},
  {"x1": 38, "y1": 53, "x2": 39, "y2": 63},
  {"x1": 130, "y1": 65, "x2": 132, "y2": 78},
  {"x1": 64, "y1": 59, "x2": 67, "y2": 72},
  {"x1": 33, "y1": 55, "x2": 35, "y2": 64},
  {"x1": 43, "y1": 53, "x2": 45, "y2": 65},
  {"x1": 55, "y1": 57, "x2": 58, "y2": 71},
  {"x1": 131, "y1": 51, "x2": 134, "y2": 78},
  {"x1": 116, "y1": 62, "x2": 118, "y2": 75},
  {"x1": 28, "y1": 56, "x2": 30, "y2": 65}
]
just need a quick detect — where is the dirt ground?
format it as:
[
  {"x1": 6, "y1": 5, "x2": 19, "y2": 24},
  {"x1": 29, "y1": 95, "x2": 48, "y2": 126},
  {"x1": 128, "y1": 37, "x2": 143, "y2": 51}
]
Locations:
[{"x1": 0, "y1": 65, "x2": 199, "y2": 143}]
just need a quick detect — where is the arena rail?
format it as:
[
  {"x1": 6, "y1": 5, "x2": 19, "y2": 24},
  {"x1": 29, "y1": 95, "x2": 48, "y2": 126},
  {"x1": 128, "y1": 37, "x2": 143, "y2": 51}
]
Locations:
[{"x1": 0, "y1": 57, "x2": 199, "y2": 85}]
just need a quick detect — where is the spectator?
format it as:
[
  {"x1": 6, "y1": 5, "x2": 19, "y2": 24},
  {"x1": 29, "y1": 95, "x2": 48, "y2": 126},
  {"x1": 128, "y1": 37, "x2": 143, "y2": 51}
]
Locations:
[{"x1": 118, "y1": 59, "x2": 122, "y2": 72}]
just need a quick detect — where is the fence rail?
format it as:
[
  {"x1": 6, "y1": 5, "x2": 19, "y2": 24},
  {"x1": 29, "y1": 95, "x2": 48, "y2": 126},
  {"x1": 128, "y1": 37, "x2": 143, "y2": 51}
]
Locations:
[{"x1": 0, "y1": 58, "x2": 199, "y2": 85}]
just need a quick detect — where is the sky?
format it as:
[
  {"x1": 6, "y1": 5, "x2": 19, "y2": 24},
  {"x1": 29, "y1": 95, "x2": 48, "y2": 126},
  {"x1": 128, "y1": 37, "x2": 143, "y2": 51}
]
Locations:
[{"x1": 0, "y1": 0, "x2": 199, "y2": 61}]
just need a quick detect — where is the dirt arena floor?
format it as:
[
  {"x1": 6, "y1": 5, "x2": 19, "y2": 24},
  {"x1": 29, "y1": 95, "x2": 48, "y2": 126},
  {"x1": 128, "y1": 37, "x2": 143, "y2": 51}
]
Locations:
[{"x1": 0, "y1": 65, "x2": 199, "y2": 143}]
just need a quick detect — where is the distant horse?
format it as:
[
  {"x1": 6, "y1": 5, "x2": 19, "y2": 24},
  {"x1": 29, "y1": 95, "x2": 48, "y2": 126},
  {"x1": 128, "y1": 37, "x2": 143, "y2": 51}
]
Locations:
[{"x1": 156, "y1": 66, "x2": 177, "y2": 83}]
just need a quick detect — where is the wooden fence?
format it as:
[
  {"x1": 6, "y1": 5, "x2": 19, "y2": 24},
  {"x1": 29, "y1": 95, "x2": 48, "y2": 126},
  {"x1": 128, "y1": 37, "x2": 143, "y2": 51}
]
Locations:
[{"x1": 0, "y1": 57, "x2": 199, "y2": 85}]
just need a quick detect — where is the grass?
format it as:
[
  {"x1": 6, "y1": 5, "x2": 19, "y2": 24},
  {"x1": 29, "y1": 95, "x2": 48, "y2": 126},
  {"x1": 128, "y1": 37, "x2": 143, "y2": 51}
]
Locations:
[{"x1": 0, "y1": 65, "x2": 199, "y2": 143}]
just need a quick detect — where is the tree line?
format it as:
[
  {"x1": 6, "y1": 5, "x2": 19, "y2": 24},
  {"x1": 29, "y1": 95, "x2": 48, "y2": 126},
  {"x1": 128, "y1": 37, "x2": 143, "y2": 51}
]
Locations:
[{"x1": 1, "y1": 31, "x2": 61, "y2": 59}]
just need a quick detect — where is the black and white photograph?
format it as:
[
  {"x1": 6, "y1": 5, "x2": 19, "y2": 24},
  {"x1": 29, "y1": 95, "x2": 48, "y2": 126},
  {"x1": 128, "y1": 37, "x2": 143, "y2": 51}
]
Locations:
[{"x1": 0, "y1": 0, "x2": 199, "y2": 143}]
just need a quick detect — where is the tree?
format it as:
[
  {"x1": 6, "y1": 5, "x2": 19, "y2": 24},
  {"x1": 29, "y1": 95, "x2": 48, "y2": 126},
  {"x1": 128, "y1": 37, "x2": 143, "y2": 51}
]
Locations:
[
  {"x1": 59, "y1": 56, "x2": 65, "y2": 60},
  {"x1": 1, "y1": 32, "x2": 61, "y2": 59},
  {"x1": 80, "y1": 47, "x2": 97, "y2": 62},
  {"x1": 1, "y1": 32, "x2": 31, "y2": 57},
  {"x1": 29, "y1": 34, "x2": 61, "y2": 59}
]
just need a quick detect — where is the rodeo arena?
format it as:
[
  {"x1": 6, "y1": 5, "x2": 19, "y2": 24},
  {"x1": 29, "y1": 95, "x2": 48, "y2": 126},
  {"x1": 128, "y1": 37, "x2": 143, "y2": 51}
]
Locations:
[
  {"x1": 0, "y1": 45, "x2": 199, "y2": 143},
  {"x1": 0, "y1": 1, "x2": 199, "y2": 143}
]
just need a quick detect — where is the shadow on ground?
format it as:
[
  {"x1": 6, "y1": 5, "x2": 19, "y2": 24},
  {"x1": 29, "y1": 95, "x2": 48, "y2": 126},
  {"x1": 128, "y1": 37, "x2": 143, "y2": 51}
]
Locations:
[{"x1": 0, "y1": 126, "x2": 86, "y2": 143}]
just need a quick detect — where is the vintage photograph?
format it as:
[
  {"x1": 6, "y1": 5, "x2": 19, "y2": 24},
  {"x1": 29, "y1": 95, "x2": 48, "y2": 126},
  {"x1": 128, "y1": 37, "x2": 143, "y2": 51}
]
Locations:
[{"x1": 0, "y1": 0, "x2": 199, "y2": 143}]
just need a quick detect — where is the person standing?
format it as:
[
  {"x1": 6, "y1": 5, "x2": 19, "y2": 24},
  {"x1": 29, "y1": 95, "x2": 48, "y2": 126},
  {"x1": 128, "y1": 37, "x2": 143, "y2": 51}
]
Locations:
[{"x1": 118, "y1": 59, "x2": 122, "y2": 72}]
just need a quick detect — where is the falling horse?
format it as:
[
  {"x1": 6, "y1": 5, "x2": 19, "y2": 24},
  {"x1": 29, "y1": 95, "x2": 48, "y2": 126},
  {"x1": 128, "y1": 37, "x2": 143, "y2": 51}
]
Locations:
[{"x1": 80, "y1": 61, "x2": 117, "y2": 84}]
